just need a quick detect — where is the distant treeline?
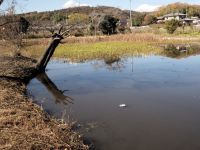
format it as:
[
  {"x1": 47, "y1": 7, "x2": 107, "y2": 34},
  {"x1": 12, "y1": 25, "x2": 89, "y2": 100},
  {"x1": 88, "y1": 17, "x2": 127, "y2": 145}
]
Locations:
[
  {"x1": 21, "y1": 6, "x2": 129, "y2": 25},
  {"x1": 1, "y1": 3, "x2": 200, "y2": 37}
]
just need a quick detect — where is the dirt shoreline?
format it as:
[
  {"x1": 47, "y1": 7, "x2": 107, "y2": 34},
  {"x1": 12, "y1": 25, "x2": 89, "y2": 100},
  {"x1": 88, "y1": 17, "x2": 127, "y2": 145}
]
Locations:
[{"x1": 0, "y1": 55, "x2": 88, "y2": 150}]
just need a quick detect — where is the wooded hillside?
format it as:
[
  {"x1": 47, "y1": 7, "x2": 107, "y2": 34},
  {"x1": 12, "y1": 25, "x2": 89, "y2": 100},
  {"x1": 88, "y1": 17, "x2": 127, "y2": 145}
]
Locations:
[{"x1": 154, "y1": 2, "x2": 200, "y2": 17}]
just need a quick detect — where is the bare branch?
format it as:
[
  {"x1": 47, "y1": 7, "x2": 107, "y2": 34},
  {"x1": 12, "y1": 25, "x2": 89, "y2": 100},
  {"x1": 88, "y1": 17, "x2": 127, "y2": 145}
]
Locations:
[
  {"x1": 61, "y1": 25, "x2": 73, "y2": 36},
  {"x1": 0, "y1": 20, "x2": 20, "y2": 27},
  {"x1": 0, "y1": 0, "x2": 4, "y2": 6},
  {"x1": 58, "y1": 26, "x2": 63, "y2": 34}
]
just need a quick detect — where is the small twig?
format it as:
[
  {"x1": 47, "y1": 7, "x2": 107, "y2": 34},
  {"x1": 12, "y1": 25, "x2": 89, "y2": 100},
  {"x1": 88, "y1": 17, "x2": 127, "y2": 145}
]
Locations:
[
  {"x1": 61, "y1": 26, "x2": 73, "y2": 36},
  {"x1": 58, "y1": 26, "x2": 63, "y2": 34}
]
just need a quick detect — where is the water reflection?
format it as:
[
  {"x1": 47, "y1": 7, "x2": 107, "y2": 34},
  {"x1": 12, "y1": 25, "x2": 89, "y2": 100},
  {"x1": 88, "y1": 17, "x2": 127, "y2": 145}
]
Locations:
[
  {"x1": 104, "y1": 57, "x2": 125, "y2": 71},
  {"x1": 163, "y1": 44, "x2": 200, "y2": 58},
  {"x1": 36, "y1": 73, "x2": 73, "y2": 105},
  {"x1": 92, "y1": 57, "x2": 125, "y2": 71},
  {"x1": 28, "y1": 53, "x2": 200, "y2": 150}
]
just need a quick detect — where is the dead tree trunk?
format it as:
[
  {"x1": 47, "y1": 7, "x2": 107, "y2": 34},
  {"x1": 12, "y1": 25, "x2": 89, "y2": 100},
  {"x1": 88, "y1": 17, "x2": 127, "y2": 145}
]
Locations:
[
  {"x1": 36, "y1": 33, "x2": 63, "y2": 72},
  {"x1": 36, "y1": 26, "x2": 71, "y2": 72}
]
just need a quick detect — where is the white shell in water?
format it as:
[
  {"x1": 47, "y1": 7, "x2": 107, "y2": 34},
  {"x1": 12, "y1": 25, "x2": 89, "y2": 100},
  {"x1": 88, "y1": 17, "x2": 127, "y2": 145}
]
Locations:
[{"x1": 119, "y1": 104, "x2": 127, "y2": 108}]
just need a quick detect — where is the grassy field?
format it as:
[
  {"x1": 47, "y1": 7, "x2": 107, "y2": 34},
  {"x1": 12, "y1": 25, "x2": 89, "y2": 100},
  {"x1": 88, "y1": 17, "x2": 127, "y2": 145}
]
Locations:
[
  {"x1": 23, "y1": 41, "x2": 160, "y2": 62},
  {"x1": 2, "y1": 33, "x2": 200, "y2": 62}
]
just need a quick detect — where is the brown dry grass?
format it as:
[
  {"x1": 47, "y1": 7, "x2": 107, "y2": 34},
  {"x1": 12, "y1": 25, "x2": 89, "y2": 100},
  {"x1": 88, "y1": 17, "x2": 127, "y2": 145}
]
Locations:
[
  {"x1": 0, "y1": 56, "x2": 88, "y2": 150},
  {"x1": 0, "y1": 56, "x2": 37, "y2": 80},
  {"x1": 61, "y1": 33, "x2": 200, "y2": 44}
]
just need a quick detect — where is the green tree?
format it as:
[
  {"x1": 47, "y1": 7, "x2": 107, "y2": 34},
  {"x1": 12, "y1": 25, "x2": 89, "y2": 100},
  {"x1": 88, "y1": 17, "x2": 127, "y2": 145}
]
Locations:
[
  {"x1": 68, "y1": 13, "x2": 89, "y2": 25},
  {"x1": 132, "y1": 13, "x2": 145, "y2": 26},
  {"x1": 99, "y1": 15, "x2": 119, "y2": 35},
  {"x1": 88, "y1": 23, "x2": 95, "y2": 35},
  {"x1": 188, "y1": 7, "x2": 200, "y2": 17},
  {"x1": 19, "y1": 17, "x2": 29, "y2": 33},
  {"x1": 165, "y1": 19, "x2": 181, "y2": 34},
  {"x1": 51, "y1": 13, "x2": 66, "y2": 23}
]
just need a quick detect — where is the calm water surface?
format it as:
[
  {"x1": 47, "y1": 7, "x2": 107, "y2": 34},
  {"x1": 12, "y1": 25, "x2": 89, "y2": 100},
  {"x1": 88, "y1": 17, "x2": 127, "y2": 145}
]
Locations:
[{"x1": 28, "y1": 55, "x2": 200, "y2": 150}]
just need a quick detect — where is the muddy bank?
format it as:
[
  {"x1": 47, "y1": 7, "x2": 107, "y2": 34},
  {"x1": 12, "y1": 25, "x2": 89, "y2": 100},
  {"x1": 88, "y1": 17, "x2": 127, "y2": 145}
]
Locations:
[{"x1": 0, "y1": 55, "x2": 88, "y2": 150}]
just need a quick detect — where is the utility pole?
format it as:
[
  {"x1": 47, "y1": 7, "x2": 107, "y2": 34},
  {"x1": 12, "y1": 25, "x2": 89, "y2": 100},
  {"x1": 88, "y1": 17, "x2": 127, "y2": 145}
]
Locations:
[
  {"x1": 78, "y1": 0, "x2": 80, "y2": 24},
  {"x1": 130, "y1": 0, "x2": 132, "y2": 27},
  {"x1": 185, "y1": 2, "x2": 187, "y2": 18}
]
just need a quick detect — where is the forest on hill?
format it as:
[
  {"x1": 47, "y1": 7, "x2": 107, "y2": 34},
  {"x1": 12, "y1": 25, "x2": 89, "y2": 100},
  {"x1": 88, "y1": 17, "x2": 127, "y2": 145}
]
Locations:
[
  {"x1": 1, "y1": 2, "x2": 200, "y2": 38},
  {"x1": 154, "y1": 2, "x2": 200, "y2": 17},
  {"x1": 20, "y1": 2, "x2": 200, "y2": 26}
]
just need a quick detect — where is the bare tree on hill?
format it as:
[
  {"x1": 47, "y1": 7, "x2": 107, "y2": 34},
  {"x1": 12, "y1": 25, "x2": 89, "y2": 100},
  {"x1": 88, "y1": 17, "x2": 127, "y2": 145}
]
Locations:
[{"x1": 0, "y1": 0, "x2": 30, "y2": 56}]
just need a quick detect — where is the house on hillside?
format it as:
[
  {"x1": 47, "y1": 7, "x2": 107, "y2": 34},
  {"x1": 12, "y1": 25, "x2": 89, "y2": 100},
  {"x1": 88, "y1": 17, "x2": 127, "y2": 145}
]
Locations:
[
  {"x1": 157, "y1": 13, "x2": 200, "y2": 25},
  {"x1": 157, "y1": 13, "x2": 186, "y2": 23},
  {"x1": 163, "y1": 13, "x2": 186, "y2": 21}
]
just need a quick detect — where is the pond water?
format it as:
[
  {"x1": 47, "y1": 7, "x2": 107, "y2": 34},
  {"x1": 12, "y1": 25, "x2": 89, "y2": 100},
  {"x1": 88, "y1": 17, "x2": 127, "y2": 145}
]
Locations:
[{"x1": 28, "y1": 55, "x2": 200, "y2": 150}]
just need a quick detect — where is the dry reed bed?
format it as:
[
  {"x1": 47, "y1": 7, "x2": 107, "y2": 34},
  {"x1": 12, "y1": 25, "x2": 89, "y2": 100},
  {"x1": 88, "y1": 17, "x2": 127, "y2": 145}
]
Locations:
[
  {"x1": 63, "y1": 33, "x2": 161, "y2": 44},
  {"x1": 62, "y1": 33, "x2": 200, "y2": 44}
]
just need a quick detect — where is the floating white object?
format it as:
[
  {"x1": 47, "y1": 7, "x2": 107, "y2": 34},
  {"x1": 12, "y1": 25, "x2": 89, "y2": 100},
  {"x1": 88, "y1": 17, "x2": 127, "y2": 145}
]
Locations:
[{"x1": 119, "y1": 104, "x2": 127, "y2": 108}]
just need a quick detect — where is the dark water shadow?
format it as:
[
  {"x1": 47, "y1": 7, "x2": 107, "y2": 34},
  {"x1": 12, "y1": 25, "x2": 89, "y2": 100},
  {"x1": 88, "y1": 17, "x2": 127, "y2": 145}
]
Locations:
[{"x1": 36, "y1": 73, "x2": 73, "y2": 105}]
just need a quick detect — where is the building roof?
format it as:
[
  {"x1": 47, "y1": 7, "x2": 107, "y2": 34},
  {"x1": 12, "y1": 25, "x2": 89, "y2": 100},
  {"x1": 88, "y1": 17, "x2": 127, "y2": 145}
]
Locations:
[
  {"x1": 163, "y1": 13, "x2": 186, "y2": 17},
  {"x1": 184, "y1": 18, "x2": 194, "y2": 21}
]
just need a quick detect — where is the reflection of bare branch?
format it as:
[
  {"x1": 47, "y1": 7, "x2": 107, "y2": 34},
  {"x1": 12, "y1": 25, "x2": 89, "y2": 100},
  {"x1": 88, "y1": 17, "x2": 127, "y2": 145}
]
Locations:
[{"x1": 36, "y1": 73, "x2": 74, "y2": 105}]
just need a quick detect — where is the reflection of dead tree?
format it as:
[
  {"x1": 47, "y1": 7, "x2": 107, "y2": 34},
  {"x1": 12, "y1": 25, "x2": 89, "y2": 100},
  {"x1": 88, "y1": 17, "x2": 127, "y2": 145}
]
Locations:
[
  {"x1": 36, "y1": 72, "x2": 73, "y2": 105},
  {"x1": 92, "y1": 57, "x2": 125, "y2": 71},
  {"x1": 104, "y1": 57, "x2": 125, "y2": 71}
]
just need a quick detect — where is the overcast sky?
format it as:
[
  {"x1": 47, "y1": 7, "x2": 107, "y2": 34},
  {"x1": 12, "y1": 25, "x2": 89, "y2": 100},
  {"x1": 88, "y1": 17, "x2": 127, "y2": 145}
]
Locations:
[{"x1": 1, "y1": 0, "x2": 199, "y2": 13}]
